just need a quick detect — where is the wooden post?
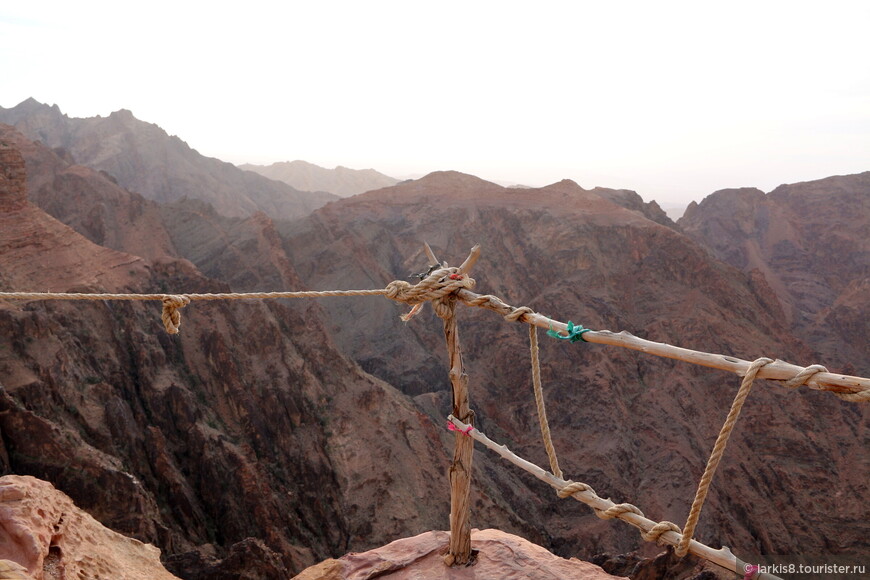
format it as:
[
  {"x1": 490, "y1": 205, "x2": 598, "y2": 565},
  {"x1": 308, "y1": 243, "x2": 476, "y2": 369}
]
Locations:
[
  {"x1": 442, "y1": 295, "x2": 475, "y2": 566},
  {"x1": 420, "y1": 243, "x2": 481, "y2": 566}
]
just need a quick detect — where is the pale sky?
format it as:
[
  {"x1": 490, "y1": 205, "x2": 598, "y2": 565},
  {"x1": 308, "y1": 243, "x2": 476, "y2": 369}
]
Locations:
[{"x1": 2, "y1": 1, "x2": 869, "y2": 206}]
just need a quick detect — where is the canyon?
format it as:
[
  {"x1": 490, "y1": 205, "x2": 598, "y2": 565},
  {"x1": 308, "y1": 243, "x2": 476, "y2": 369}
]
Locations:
[{"x1": 0, "y1": 102, "x2": 866, "y2": 579}]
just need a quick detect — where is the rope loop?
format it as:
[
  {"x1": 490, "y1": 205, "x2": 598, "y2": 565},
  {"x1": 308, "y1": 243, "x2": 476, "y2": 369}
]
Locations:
[
  {"x1": 641, "y1": 521, "x2": 683, "y2": 545},
  {"x1": 504, "y1": 306, "x2": 534, "y2": 323},
  {"x1": 161, "y1": 295, "x2": 190, "y2": 334},
  {"x1": 784, "y1": 363, "x2": 829, "y2": 389}
]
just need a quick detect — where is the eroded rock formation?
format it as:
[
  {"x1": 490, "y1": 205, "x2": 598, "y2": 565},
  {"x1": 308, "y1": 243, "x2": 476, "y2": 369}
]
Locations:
[{"x1": 0, "y1": 475, "x2": 179, "y2": 580}]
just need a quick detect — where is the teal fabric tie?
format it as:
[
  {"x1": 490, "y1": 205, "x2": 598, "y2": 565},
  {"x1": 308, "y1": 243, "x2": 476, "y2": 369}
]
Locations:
[{"x1": 547, "y1": 321, "x2": 591, "y2": 343}]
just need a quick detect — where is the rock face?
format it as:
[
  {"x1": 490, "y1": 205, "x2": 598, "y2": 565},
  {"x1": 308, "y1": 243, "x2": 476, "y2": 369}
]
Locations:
[
  {"x1": 0, "y1": 99, "x2": 338, "y2": 220},
  {"x1": 0, "y1": 124, "x2": 176, "y2": 261},
  {"x1": 0, "y1": 137, "x2": 451, "y2": 577},
  {"x1": 590, "y1": 186, "x2": 676, "y2": 229},
  {"x1": 240, "y1": 160, "x2": 399, "y2": 198},
  {"x1": 0, "y1": 475, "x2": 179, "y2": 580},
  {"x1": 157, "y1": 199, "x2": 303, "y2": 292},
  {"x1": 679, "y1": 174, "x2": 870, "y2": 372},
  {"x1": 279, "y1": 171, "x2": 869, "y2": 564},
  {"x1": 293, "y1": 529, "x2": 627, "y2": 580}
]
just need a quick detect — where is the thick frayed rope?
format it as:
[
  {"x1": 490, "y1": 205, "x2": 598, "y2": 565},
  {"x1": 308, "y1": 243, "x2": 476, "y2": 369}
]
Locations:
[{"x1": 676, "y1": 357, "x2": 773, "y2": 557}]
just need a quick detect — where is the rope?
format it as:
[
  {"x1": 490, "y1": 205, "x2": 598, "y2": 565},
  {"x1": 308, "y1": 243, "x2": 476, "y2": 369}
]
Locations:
[
  {"x1": 0, "y1": 289, "x2": 389, "y2": 334},
  {"x1": 0, "y1": 270, "x2": 475, "y2": 335},
  {"x1": 676, "y1": 357, "x2": 773, "y2": 556},
  {"x1": 556, "y1": 477, "x2": 682, "y2": 544},
  {"x1": 445, "y1": 414, "x2": 749, "y2": 575},
  {"x1": 2, "y1": 280, "x2": 867, "y2": 401},
  {"x1": 781, "y1": 363, "x2": 869, "y2": 402},
  {"x1": 383, "y1": 267, "x2": 475, "y2": 321},
  {"x1": 528, "y1": 324, "x2": 563, "y2": 479}
]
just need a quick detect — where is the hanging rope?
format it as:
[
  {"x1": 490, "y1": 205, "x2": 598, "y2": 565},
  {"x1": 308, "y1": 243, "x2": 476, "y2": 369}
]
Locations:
[
  {"x1": 527, "y1": 324, "x2": 563, "y2": 479},
  {"x1": 676, "y1": 357, "x2": 772, "y2": 556}
]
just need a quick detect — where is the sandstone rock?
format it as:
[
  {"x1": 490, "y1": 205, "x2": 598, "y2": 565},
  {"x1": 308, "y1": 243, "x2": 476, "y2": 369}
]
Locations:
[
  {"x1": 292, "y1": 529, "x2": 626, "y2": 579},
  {"x1": 0, "y1": 475, "x2": 179, "y2": 580}
]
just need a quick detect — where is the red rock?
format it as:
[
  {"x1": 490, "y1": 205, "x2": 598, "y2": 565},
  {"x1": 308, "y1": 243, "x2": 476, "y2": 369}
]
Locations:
[
  {"x1": 293, "y1": 529, "x2": 626, "y2": 579},
  {"x1": 0, "y1": 475, "x2": 179, "y2": 580},
  {"x1": 679, "y1": 174, "x2": 870, "y2": 371},
  {"x1": 0, "y1": 123, "x2": 176, "y2": 261}
]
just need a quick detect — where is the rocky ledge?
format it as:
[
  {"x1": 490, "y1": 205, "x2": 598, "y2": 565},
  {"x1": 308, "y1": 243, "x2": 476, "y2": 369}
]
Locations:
[{"x1": 293, "y1": 529, "x2": 626, "y2": 579}]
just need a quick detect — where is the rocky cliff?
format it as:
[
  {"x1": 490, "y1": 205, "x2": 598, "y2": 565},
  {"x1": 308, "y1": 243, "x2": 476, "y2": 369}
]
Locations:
[
  {"x1": 278, "y1": 171, "x2": 869, "y2": 564},
  {"x1": 240, "y1": 160, "x2": 399, "y2": 198},
  {"x1": 293, "y1": 529, "x2": 629, "y2": 579},
  {"x1": 0, "y1": 99, "x2": 337, "y2": 220},
  {"x1": 0, "y1": 139, "x2": 454, "y2": 578},
  {"x1": 679, "y1": 174, "x2": 870, "y2": 372},
  {"x1": 0, "y1": 123, "x2": 176, "y2": 261}
]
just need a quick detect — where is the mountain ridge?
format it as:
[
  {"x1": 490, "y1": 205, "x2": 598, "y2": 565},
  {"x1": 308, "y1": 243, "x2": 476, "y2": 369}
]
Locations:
[
  {"x1": 0, "y1": 99, "x2": 337, "y2": 220},
  {"x1": 239, "y1": 159, "x2": 398, "y2": 198}
]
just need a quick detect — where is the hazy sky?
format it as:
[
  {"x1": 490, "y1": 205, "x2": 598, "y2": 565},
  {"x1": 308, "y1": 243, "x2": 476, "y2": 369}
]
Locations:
[{"x1": 2, "y1": 1, "x2": 869, "y2": 205}]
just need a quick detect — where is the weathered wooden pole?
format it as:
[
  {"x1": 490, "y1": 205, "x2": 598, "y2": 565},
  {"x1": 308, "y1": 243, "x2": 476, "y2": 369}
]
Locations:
[
  {"x1": 441, "y1": 295, "x2": 475, "y2": 566},
  {"x1": 421, "y1": 243, "x2": 480, "y2": 567}
]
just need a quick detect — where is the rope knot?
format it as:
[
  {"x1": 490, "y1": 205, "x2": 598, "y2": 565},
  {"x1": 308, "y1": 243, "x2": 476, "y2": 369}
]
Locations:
[
  {"x1": 784, "y1": 364, "x2": 829, "y2": 389},
  {"x1": 557, "y1": 481, "x2": 597, "y2": 499},
  {"x1": 642, "y1": 521, "x2": 682, "y2": 546},
  {"x1": 504, "y1": 306, "x2": 534, "y2": 323},
  {"x1": 161, "y1": 295, "x2": 190, "y2": 334},
  {"x1": 594, "y1": 502, "x2": 643, "y2": 520},
  {"x1": 385, "y1": 267, "x2": 476, "y2": 321}
]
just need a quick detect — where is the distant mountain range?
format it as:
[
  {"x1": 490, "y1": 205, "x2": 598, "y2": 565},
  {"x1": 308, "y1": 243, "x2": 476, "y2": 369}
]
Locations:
[
  {"x1": 239, "y1": 160, "x2": 398, "y2": 197},
  {"x1": 0, "y1": 98, "x2": 337, "y2": 220}
]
